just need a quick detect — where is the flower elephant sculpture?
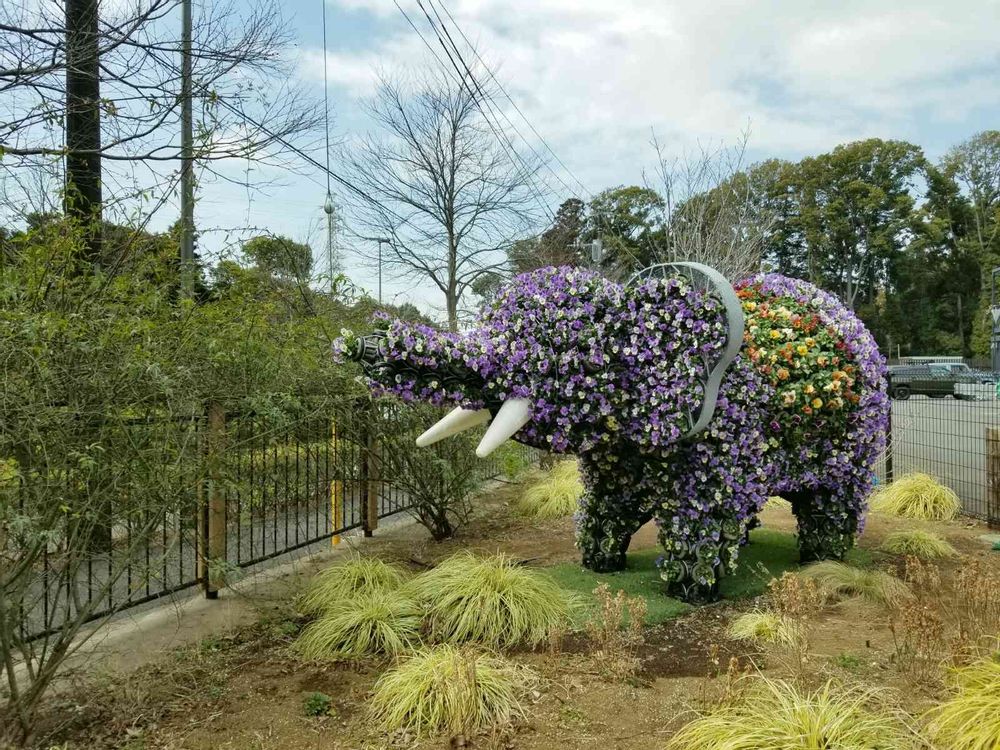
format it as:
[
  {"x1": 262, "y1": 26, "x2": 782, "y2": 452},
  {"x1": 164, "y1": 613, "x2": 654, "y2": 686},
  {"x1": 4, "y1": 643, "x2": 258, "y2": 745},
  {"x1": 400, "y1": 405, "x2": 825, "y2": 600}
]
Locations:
[{"x1": 335, "y1": 265, "x2": 889, "y2": 603}]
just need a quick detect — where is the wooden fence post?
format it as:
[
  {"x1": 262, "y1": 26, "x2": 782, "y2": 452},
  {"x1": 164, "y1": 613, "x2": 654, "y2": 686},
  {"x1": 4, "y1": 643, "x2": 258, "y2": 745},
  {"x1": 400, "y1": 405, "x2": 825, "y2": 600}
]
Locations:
[
  {"x1": 987, "y1": 427, "x2": 1000, "y2": 529},
  {"x1": 202, "y1": 401, "x2": 227, "y2": 599}
]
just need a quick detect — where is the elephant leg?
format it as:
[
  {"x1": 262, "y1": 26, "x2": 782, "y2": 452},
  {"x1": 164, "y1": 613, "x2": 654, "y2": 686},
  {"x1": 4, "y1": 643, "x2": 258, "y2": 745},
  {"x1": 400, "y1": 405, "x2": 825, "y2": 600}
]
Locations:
[
  {"x1": 576, "y1": 489, "x2": 650, "y2": 572},
  {"x1": 574, "y1": 453, "x2": 652, "y2": 573},
  {"x1": 654, "y1": 508, "x2": 750, "y2": 605},
  {"x1": 786, "y1": 489, "x2": 860, "y2": 564}
]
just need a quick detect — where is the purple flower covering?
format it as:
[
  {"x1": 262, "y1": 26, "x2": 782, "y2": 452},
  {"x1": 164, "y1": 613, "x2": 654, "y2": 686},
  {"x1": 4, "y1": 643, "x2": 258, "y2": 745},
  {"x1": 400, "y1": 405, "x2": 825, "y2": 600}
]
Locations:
[{"x1": 334, "y1": 267, "x2": 888, "y2": 602}]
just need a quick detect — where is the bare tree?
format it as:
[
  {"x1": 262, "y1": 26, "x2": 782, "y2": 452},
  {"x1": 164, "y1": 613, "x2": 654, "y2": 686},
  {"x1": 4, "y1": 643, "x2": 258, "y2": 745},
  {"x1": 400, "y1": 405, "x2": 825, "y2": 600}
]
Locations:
[
  {"x1": 646, "y1": 130, "x2": 776, "y2": 281},
  {"x1": 342, "y1": 68, "x2": 544, "y2": 331},
  {"x1": 0, "y1": 0, "x2": 320, "y2": 263}
]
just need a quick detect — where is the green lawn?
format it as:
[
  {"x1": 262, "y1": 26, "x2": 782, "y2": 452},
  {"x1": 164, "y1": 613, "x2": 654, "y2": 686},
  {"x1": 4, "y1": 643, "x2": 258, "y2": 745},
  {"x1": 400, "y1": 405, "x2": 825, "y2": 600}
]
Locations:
[{"x1": 547, "y1": 528, "x2": 872, "y2": 626}]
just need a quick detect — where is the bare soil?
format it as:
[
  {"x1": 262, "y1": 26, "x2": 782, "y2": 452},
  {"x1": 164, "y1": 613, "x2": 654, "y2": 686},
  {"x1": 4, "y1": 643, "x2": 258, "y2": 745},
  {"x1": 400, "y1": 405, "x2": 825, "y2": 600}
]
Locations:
[{"x1": 21, "y1": 485, "x2": 1000, "y2": 750}]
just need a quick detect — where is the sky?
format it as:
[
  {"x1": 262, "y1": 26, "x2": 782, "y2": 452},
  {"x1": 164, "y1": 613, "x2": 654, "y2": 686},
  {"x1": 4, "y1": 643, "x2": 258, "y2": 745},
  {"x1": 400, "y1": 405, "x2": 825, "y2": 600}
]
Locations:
[{"x1": 197, "y1": 0, "x2": 1000, "y2": 317}]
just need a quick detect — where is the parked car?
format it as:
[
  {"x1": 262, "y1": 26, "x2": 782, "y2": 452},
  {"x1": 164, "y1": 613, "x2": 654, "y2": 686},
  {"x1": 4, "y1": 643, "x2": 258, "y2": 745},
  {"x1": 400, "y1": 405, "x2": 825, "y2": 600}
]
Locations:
[
  {"x1": 928, "y1": 361, "x2": 996, "y2": 384},
  {"x1": 887, "y1": 364, "x2": 963, "y2": 400}
]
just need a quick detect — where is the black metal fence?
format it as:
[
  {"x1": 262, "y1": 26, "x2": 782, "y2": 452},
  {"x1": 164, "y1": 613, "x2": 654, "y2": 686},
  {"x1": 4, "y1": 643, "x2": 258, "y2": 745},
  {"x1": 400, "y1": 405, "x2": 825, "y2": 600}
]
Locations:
[
  {"x1": 14, "y1": 401, "x2": 536, "y2": 641},
  {"x1": 879, "y1": 376, "x2": 1000, "y2": 525},
  {"x1": 18, "y1": 380, "x2": 999, "y2": 643}
]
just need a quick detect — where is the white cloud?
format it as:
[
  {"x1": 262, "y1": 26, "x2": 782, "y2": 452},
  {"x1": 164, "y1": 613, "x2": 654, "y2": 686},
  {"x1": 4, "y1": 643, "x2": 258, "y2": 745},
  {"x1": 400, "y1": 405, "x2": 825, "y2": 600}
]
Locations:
[
  {"x1": 320, "y1": 0, "x2": 1000, "y2": 173},
  {"x1": 216, "y1": 0, "x2": 1000, "y2": 318}
]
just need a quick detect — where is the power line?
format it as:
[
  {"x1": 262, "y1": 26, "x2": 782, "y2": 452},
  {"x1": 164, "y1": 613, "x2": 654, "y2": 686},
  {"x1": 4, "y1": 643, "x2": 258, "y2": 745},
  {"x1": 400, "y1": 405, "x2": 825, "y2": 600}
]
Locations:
[
  {"x1": 415, "y1": 1, "x2": 651, "y2": 270},
  {"x1": 425, "y1": 0, "x2": 591, "y2": 200},
  {"x1": 393, "y1": 0, "x2": 556, "y2": 221},
  {"x1": 416, "y1": 0, "x2": 565, "y2": 207}
]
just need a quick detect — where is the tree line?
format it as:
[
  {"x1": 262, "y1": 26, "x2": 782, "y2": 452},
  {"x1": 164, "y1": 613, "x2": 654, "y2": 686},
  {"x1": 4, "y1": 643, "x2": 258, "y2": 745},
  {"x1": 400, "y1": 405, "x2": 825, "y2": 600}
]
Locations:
[{"x1": 505, "y1": 134, "x2": 1000, "y2": 360}]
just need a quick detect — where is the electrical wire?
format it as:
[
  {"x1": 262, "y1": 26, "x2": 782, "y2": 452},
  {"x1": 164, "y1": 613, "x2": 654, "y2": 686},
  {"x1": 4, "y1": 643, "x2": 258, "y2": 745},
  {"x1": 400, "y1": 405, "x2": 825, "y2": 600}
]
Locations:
[
  {"x1": 425, "y1": 0, "x2": 590, "y2": 201},
  {"x1": 394, "y1": 0, "x2": 556, "y2": 221}
]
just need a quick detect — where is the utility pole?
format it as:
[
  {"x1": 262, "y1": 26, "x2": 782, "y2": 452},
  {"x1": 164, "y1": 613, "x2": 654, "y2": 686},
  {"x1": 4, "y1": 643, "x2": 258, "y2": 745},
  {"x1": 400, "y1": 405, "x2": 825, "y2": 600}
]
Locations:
[
  {"x1": 361, "y1": 237, "x2": 391, "y2": 303},
  {"x1": 65, "y1": 0, "x2": 103, "y2": 265},
  {"x1": 179, "y1": 0, "x2": 195, "y2": 296}
]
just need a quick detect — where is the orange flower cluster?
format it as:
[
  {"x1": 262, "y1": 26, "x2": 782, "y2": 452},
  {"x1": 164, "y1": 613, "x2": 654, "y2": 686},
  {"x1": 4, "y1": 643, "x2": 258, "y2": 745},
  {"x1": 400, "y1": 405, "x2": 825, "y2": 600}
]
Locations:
[{"x1": 737, "y1": 287, "x2": 860, "y2": 418}]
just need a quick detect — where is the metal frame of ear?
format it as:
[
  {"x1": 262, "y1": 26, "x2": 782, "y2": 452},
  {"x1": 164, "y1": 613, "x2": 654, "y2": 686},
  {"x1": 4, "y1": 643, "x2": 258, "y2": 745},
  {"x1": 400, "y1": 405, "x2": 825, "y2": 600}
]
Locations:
[{"x1": 627, "y1": 262, "x2": 746, "y2": 439}]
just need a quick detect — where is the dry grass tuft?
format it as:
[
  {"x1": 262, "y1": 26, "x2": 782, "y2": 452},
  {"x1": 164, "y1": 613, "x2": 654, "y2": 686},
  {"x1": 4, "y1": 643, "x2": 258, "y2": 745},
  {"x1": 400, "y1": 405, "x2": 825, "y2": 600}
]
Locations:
[
  {"x1": 666, "y1": 677, "x2": 916, "y2": 749},
  {"x1": 879, "y1": 529, "x2": 956, "y2": 560},
  {"x1": 409, "y1": 551, "x2": 572, "y2": 649},
  {"x1": 293, "y1": 590, "x2": 422, "y2": 660},
  {"x1": 868, "y1": 473, "x2": 960, "y2": 521},
  {"x1": 726, "y1": 610, "x2": 800, "y2": 646},
  {"x1": 585, "y1": 583, "x2": 647, "y2": 681},
  {"x1": 298, "y1": 556, "x2": 408, "y2": 616},
  {"x1": 369, "y1": 645, "x2": 531, "y2": 736},
  {"x1": 799, "y1": 561, "x2": 911, "y2": 607},
  {"x1": 924, "y1": 655, "x2": 1000, "y2": 750},
  {"x1": 514, "y1": 460, "x2": 583, "y2": 519}
]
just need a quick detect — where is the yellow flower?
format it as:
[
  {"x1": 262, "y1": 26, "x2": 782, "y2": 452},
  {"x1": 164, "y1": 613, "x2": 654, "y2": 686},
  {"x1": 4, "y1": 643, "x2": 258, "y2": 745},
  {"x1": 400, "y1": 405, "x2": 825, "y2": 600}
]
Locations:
[
  {"x1": 769, "y1": 329, "x2": 781, "y2": 339},
  {"x1": 804, "y1": 384, "x2": 815, "y2": 395},
  {"x1": 743, "y1": 301, "x2": 757, "y2": 312},
  {"x1": 805, "y1": 337, "x2": 816, "y2": 347},
  {"x1": 811, "y1": 397, "x2": 823, "y2": 409},
  {"x1": 796, "y1": 344, "x2": 808, "y2": 356}
]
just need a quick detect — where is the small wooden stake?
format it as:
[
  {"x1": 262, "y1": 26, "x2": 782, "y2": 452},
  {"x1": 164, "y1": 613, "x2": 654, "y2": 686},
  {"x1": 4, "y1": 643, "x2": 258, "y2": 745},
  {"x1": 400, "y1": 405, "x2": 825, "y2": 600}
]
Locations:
[{"x1": 987, "y1": 427, "x2": 1000, "y2": 529}]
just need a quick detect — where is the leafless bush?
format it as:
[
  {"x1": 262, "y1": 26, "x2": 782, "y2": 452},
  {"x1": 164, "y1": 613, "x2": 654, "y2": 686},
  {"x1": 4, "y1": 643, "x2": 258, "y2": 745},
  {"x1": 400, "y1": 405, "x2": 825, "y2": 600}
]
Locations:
[{"x1": 645, "y1": 129, "x2": 777, "y2": 281}]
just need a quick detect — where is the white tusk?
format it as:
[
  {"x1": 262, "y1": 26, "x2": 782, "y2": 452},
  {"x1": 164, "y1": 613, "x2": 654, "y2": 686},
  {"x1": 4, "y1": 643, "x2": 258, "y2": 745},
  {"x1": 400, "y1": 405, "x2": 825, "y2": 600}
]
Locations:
[
  {"x1": 415, "y1": 407, "x2": 491, "y2": 447},
  {"x1": 475, "y1": 398, "x2": 531, "y2": 458}
]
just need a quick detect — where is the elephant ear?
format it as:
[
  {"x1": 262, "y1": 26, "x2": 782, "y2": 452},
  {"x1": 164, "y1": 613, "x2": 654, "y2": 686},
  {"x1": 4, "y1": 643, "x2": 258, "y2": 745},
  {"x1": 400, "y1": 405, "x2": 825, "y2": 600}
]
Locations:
[{"x1": 628, "y1": 262, "x2": 745, "y2": 439}]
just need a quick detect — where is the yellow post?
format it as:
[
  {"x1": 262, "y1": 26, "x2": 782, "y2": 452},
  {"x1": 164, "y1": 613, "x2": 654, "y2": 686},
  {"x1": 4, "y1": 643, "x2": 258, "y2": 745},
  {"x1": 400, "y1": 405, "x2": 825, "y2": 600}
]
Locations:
[{"x1": 331, "y1": 419, "x2": 342, "y2": 546}]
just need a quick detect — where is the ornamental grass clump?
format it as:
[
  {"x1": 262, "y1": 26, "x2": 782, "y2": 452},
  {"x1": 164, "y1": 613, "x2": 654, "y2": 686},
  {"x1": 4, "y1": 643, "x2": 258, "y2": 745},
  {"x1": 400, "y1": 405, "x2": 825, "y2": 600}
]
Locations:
[
  {"x1": 726, "y1": 610, "x2": 800, "y2": 646},
  {"x1": 514, "y1": 460, "x2": 583, "y2": 519},
  {"x1": 294, "y1": 590, "x2": 422, "y2": 660},
  {"x1": 924, "y1": 655, "x2": 1000, "y2": 750},
  {"x1": 665, "y1": 677, "x2": 915, "y2": 750},
  {"x1": 410, "y1": 552, "x2": 572, "y2": 649},
  {"x1": 879, "y1": 530, "x2": 956, "y2": 560},
  {"x1": 798, "y1": 561, "x2": 911, "y2": 607},
  {"x1": 765, "y1": 495, "x2": 791, "y2": 511},
  {"x1": 369, "y1": 645, "x2": 530, "y2": 736},
  {"x1": 869, "y1": 473, "x2": 960, "y2": 521},
  {"x1": 298, "y1": 556, "x2": 408, "y2": 616}
]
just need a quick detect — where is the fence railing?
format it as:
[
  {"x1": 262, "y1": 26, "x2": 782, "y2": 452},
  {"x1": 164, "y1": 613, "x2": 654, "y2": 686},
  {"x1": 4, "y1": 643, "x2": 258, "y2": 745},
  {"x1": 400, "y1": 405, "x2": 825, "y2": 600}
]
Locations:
[
  {"x1": 878, "y1": 386, "x2": 1000, "y2": 526},
  {"x1": 17, "y1": 384, "x2": 999, "y2": 642},
  {"x1": 15, "y1": 400, "x2": 535, "y2": 641}
]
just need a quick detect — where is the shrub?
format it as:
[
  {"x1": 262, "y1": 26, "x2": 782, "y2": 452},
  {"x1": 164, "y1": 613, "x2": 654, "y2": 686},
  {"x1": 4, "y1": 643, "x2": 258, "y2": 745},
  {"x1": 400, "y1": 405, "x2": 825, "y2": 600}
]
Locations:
[
  {"x1": 298, "y1": 556, "x2": 408, "y2": 616},
  {"x1": 869, "y1": 473, "x2": 960, "y2": 521},
  {"x1": 375, "y1": 406, "x2": 483, "y2": 540},
  {"x1": 879, "y1": 530, "x2": 956, "y2": 560},
  {"x1": 409, "y1": 552, "x2": 572, "y2": 649},
  {"x1": 726, "y1": 610, "x2": 799, "y2": 646},
  {"x1": 514, "y1": 460, "x2": 583, "y2": 519},
  {"x1": 303, "y1": 692, "x2": 333, "y2": 717},
  {"x1": 798, "y1": 561, "x2": 911, "y2": 606},
  {"x1": 665, "y1": 677, "x2": 915, "y2": 749},
  {"x1": 369, "y1": 645, "x2": 530, "y2": 736},
  {"x1": 496, "y1": 442, "x2": 532, "y2": 481},
  {"x1": 924, "y1": 655, "x2": 1000, "y2": 750},
  {"x1": 293, "y1": 590, "x2": 422, "y2": 659}
]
